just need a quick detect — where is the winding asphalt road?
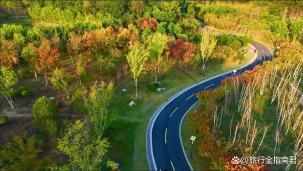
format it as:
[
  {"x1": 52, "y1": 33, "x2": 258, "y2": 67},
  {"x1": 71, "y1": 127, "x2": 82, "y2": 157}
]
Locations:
[{"x1": 146, "y1": 41, "x2": 272, "y2": 171}]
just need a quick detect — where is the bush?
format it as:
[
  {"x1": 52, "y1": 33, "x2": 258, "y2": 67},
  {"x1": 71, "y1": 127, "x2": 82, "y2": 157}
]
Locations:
[
  {"x1": 0, "y1": 116, "x2": 8, "y2": 126},
  {"x1": 17, "y1": 67, "x2": 34, "y2": 78},
  {"x1": 32, "y1": 96, "x2": 57, "y2": 137},
  {"x1": 151, "y1": 2, "x2": 180, "y2": 22},
  {"x1": 157, "y1": 22, "x2": 168, "y2": 33},
  {"x1": 216, "y1": 34, "x2": 252, "y2": 50},
  {"x1": 13, "y1": 86, "x2": 32, "y2": 97},
  {"x1": 200, "y1": 5, "x2": 236, "y2": 16},
  {"x1": 147, "y1": 82, "x2": 161, "y2": 91}
]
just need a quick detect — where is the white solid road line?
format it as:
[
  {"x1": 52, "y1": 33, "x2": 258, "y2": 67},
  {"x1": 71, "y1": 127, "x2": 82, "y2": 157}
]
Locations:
[
  {"x1": 165, "y1": 128, "x2": 168, "y2": 144},
  {"x1": 170, "y1": 161, "x2": 176, "y2": 171},
  {"x1": 169, "y1": 107, "x2": 178, "y2": 118},
  {"x1": 186, "y1": 94, "x2": 196, "y2": 101},
  {"x1": 204, "y1": 83, "x2": 215, "y2": 89}
]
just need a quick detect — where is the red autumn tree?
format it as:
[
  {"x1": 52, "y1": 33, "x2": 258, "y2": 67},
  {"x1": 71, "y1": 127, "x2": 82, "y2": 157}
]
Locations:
[
  {"x1": 36, "y1": 38, "x2": 60, "y2": 86},
  {"x1": 140, "y1": 18, "x2": 158, "y2": 31},
  {"x1": 167, "y1": 39, "x2": 196, "y2": 66}
]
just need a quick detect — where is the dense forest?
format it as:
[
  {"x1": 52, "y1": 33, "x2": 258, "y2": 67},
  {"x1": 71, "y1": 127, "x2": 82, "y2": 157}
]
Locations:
[{"x1": 0, "y1": 0, "x2": 303, "y2": 171}]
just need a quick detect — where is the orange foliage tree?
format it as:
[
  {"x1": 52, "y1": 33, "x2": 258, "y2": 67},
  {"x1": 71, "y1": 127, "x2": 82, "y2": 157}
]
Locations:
[
  {"x1": 36, "y1": 38, "x2": 60, "y2": 86},
  {"x1": 0, "y1": 40, "x2": 18, "y2": 68}
]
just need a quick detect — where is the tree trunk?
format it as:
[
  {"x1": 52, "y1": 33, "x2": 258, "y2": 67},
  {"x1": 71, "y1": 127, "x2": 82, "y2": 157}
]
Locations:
[
  {"x1": 44, "y1": 74, "x2": 48, "y2": 87},
  {"x1": 135, "y1": 78, "x2": 138, "y2": 99},
  {"x1": 201, "y1": 61, "x2": 206, "y2": 76},
  {"x1": 156, "y1": 65, "x2": 160, "y2": 83},
  {"x1": 154, "y1": 67, "x2": 158, "y2": 83},
  {"x1": 34, "y1": 70, "x2": 38, "y2": 79},
  {"x1": 4, "y1": 95, "x2": 14, "y2": 110}
]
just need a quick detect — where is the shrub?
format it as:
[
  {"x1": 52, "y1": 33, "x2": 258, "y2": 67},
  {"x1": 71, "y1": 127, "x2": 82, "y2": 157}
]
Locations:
[
  {"x1": 32, "y1": 96, "x2": 57, "y2": 137},
  {"x1": 216, "y1": 34, "x2": 251, "y2": 50},
  {"x1": 151, "y1": 2, "x2": 180, "y2": 22},
  {"x1": 147, "y1": 82, "x2": 161, "y2": 92},
  {"x1": 17, "y1": 67, "x2": 34, "y2": 78},
  {"x1": 0, "y1": 116, "x2": 8, "y2": 126},
  {"x1": 13, "y1": 86, "x2": 32, "y2": 97},
  {"x1": 200, "y1": 5, "x2": 236, "y2": 16},
  {"x1": 157, "y1": 22, "x2": 168, "y2": 34}
]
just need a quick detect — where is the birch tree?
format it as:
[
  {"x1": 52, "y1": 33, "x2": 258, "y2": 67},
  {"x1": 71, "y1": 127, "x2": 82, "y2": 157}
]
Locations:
[
  {"x1": 199, "y1": 30, "x2": 216, "y2": 75},
  {"x1": 50, "y1": 68, "x2": 71, "y2": 100},
  {"x1": 0, "y1": 67, "x2": 18, "y2": 110},
  {"x1": 84, "y1": 82, "x2": 114, "y2": 137},
  {"x1": 147, "y1": 32, "x2": 168, "y2": 83},
  {"x1": 126, "y1": 42, "x2": 147, "y2": 99}
]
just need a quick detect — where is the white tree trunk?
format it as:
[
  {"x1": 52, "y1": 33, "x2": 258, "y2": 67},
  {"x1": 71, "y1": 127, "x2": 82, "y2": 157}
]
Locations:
[
  {"x1": 135, "y1": 78, "x2": 138, "y2": 99},
  {"x1": 34, "y1": 70, "x2": 38, "y2": 80},
  {"x1": 44, "y1": 74, "x2": 48, "y2": 87},
  {"x1": 4, "y1": 95, "x2": 14, "y2": 110}
]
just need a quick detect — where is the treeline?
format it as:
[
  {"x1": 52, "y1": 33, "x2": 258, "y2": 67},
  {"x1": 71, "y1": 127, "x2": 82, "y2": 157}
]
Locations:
[{"x1": 0, "y1": 1, "x2": 255, "y2": 170}]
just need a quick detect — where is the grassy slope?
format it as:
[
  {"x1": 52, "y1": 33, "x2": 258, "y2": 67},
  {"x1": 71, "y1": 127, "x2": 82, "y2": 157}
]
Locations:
[{"x1": 104, "y1": 50, "x2": 253, "y2": 170}]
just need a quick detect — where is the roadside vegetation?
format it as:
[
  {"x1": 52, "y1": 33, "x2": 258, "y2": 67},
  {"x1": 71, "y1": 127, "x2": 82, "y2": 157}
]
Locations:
[
  {"x1": 1, "y1": 1, "x2": 301, "y2": 170},
  {"x1": 182, "y1": 1, "x2": 303, "y2": 171}
]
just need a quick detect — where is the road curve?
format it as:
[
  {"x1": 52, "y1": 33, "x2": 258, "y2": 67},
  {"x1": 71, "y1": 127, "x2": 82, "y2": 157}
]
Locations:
[{"x1": 146, "y1": 41, "x2": 272, "y2": 171}]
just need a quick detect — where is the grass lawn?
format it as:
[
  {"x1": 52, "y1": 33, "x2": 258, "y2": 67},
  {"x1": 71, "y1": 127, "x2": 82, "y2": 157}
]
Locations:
[{"x1": 105, "y1": 50, "x2": 254, "y2": 170}]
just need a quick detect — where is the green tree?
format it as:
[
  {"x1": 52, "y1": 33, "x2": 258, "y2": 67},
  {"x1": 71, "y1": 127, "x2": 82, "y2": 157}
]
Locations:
[
  {"x1": 271, "y1": 20, "x2": 289, "y2": 40},
  {"x1": 57, "y1": 120, "x2": 110, "y2": 171},
  {"x1": 27, "y1": 27, "x2": 44, "y2": 43},
  {"x1": 21, "y1": 43, "x2": 38, "y2": 79},
  {"x1": 147, "y1": 32, "x2": 168, "y2": 83},
  {"x1": 289, "y1": 20, "x2": 303, "y2": 41},
  {"x1": 0, "y1": 24, "x2": 24, "y2": 40},
  {"x1": 50, "y1": 68, "x2": 71, "y2": 100},
  {"x1": 126, "y1": 42, "x2": 147, "y2": 99},
  {"x1": 199, "y1": 30, "x2": 217, "y2": 75},
  {"x1": 84, "y1": 82, "x2": 114, "y2": 136},
  {"x1": 0, "y1": 67, "x2": 18, "y2": 110},
  {"x1": 32, "y1": 96, "x2": 57, "y2": 137},
  {"x1": 13, "y1": 33, "x2": 26, "y2": 52},
  {"x1": 0, "y1": 135, "x2": 52, "y2": 171}
]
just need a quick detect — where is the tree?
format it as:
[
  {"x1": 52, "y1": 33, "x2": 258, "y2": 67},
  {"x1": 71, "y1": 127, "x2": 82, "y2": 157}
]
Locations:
[
  {"x1": 57, "y1": 120, "x2": 110, "y2": 171},
  {"x1": 0, "y1": 67, "x2": 18, "y2": 110},
  {"x1": 271, "y1": 20, "x2": 289, "y2": 40},
  {"x1": 27, "y1": 27, "x2": 44, "y2": 43},
  {"x1": 167, "y1": 39, "x2": 197, "y2": 67},
  {"x1": 13, "y1": 33, "x2": 25, "y2": 53},
  {"x1": 50, "y1": 68, "x2": 71, "y2": 100},
  {"x1": 126, "y1": 42, "x2": 147, "y2": 99},
  {"x1": 21, "y1": 43, "x2": 38, "y2": 79},
  {"x1": 199, "y1": 30, "x2": 217, "y2": 75},
  {"x1": 147, "y1": 32, "x2": 168, "y2": 83},
  {"x1": 36, "y1": 38, "x2": 60, "y2": 87},
  {"x1": 0, "y1": 135, "x2": 52, "y2": 171},
  {"x1": 84, "y1": 82, "x2": 114, "y2": 136},
  {"x1": 0, "y1": 40, "x2": 18, "y2": 68},
  {"x1": 32, "y1": 96, "x2": 57, "y2": 137},
  {"x1": 289, "y1": 20, "x2": 303, "y2": 41},
  {"x1": 67, "y1": 33, "x2": 82, "y2": 62}
]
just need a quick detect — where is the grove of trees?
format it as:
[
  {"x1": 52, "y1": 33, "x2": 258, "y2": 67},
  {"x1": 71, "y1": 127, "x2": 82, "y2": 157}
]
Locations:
[{"x1": 2, "y1": 1, "x2": 302, "y2": 170}]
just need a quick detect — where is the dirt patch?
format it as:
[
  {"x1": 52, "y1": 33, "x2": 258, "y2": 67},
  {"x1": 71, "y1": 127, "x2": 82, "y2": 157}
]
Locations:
[{"x1": 0, "y1": 117, "x2": 33, "y2": 144}]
